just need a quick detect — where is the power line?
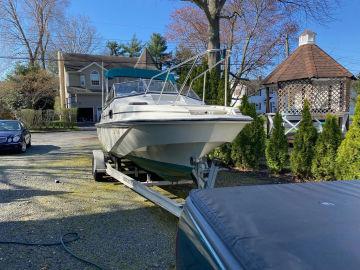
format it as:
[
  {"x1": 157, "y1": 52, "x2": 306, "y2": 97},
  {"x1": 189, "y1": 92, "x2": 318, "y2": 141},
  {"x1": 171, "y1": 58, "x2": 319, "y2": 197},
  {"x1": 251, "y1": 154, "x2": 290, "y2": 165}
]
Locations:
[{"x1": 0, "y1": 54, "x2": 247, "y2": 67}]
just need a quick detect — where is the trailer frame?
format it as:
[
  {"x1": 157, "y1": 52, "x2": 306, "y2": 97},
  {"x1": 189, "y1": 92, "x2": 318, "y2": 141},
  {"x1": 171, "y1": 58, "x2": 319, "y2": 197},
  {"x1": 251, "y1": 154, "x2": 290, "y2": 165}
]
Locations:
[{"x1": 92, "y1": 150, "x2": 219, "y2": 217}]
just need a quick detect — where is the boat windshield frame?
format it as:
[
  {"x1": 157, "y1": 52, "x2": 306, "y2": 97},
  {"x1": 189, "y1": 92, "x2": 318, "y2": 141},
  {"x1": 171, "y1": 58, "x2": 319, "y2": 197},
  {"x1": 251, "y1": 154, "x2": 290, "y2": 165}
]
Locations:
[
  {"x1": 102, "y1": 49, "x2": 230, "y2": 109},
  {"x1": 104, "y1": 78, "x2": 201, "y2": 106}
]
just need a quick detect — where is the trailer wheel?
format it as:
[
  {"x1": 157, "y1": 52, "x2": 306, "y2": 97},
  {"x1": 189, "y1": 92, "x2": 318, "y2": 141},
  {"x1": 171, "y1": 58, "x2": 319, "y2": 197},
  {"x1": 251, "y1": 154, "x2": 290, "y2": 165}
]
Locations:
[{"x1": 92, "y1": 150, "x2": 106, "y2": 182}]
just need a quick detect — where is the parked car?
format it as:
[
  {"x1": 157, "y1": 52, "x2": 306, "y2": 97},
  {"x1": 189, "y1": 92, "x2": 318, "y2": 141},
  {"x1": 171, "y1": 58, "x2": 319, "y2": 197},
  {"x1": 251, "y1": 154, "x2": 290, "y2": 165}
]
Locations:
[
  {"x1": 0, "y1": 120, "x2": 31, "y2": 153},
  {"x1": 176, "y1": 181, "x2": 360, "y2": 270}
]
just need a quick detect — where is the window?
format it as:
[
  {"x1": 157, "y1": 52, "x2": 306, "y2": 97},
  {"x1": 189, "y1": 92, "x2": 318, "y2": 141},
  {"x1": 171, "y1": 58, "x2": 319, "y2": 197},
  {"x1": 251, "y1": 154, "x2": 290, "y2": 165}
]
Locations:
[
  {"x1": 255, "y1": 103, "x2": 262, "y2": 110},
  {"x1": 80, "y1": 75, "x2": 86, "y2": 87},
  {"x1": 90, "y1": 70, "x2": 100, "y2": 86}
]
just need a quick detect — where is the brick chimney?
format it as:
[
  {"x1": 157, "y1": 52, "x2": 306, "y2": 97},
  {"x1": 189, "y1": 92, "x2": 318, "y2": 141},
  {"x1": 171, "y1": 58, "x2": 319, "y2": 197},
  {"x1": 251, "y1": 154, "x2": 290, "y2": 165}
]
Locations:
[{"x1": 299, "y1": 30, "x2": 316, "y2": 46}]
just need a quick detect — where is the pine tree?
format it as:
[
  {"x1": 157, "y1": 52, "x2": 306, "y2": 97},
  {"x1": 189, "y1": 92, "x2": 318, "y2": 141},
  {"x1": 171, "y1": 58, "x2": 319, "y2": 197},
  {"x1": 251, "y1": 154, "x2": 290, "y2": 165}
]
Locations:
[
  {"x1": 239, "y1": 95, "x2": 257, "y2": 118},
  {"x1": 290, "y1": 100, "x2": 318, "y2": 179},
  {"x1": 147, "y1": 33, "x2": 167, "y2": 68},
  {"x1": 119, "y1": 34, "x2": 142, "y2": 57},
  {"x1": 231, "y1": 95, "x2": 265, "y2": 169},
  {"x1": 106, "y1": 41, "x2": 119, "y2": 56},
  {"x1": 266, "y1": 112, "x2": 288, "y2": 174},
  {"x1": 311, "y1": 115, "x2": 342, "y2": 180},
  {"x1": 336, "y1": 96, "x2": 360, "y2": 180}
]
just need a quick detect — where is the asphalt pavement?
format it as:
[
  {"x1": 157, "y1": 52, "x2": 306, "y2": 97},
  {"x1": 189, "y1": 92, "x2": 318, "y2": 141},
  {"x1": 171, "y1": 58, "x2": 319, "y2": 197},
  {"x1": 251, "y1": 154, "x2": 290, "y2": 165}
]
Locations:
[{"x1": 0, "y1": 131, "x2": 178, "y2": 270}]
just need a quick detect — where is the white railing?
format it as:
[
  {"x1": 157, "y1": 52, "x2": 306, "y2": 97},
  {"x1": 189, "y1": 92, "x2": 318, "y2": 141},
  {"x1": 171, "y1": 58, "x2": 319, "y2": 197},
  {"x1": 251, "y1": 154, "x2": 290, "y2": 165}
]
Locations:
[
  {"x1": 104, "y1": 49, "x2": 231, "y2": 106},
  {"x1": 144, "y1": 49, "x2": 230, "y2": 105}
]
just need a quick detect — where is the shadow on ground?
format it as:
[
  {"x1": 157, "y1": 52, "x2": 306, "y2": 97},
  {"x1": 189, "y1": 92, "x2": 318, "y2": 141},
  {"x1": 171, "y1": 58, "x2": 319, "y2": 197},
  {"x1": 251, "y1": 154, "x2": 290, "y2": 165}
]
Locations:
[
  {"x1": 0, "y1": 145, "x2": 61, "y2": 156},
  {"x1": 0, "y1": 188, "x2": 68, "y2": 204},
  {"x1": 0, "y1": 207, "x2": 177, "y2": 270}
]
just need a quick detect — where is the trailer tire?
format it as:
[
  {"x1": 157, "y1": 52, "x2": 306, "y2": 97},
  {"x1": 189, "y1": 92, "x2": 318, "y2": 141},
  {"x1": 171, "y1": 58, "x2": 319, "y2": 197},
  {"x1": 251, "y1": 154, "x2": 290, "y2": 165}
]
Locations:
[{"x1": 92, "y1": 150, "x2": 106, "y2": 182}]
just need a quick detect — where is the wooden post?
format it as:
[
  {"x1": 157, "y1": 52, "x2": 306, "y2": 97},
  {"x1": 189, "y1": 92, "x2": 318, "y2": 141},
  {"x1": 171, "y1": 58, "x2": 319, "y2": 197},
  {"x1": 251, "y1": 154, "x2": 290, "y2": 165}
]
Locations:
[
  {"x1": 57, "y1": 51, "x2": 66, "y2": 109},
  {"x1": 266, "y1": 86, "x2": 270, "y2": 136},
  {"x1": 203, "y1": 72, "x2": 207, "y2": 105}
]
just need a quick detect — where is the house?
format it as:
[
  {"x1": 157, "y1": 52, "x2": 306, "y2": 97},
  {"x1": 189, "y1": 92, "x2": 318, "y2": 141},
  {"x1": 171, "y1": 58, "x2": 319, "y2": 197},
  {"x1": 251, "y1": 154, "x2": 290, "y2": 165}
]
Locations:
[
  {"x1": 57, "y1": 49, "x2": 158, "y2": 122},
  {"x1": 231, "y1": 80, "x2": 277, "y2": 113},
  {"x1": 263, "y1": 30, "x2": 355, "y2": 133}
]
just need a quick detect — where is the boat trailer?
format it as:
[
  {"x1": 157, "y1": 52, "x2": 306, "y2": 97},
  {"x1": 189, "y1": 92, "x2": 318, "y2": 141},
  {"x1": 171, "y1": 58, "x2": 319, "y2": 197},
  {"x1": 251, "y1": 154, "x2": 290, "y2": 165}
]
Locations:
[{"x1": 92, "y1": 150, "x2": 219, "y2": 217}]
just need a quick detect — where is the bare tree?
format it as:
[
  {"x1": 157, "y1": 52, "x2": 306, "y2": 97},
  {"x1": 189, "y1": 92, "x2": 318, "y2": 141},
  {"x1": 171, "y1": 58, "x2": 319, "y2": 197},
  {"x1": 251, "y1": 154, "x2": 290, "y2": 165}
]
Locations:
[
  {"x1": 184, "y1": 0, "x2": 226, "y2": 72},
  {"x1": 52, "y1": 15, "x2": 100, "y2": 54},
  {"x1": 168, "y1": 1, "x2": 298, "y2": 85},
  {"x1": 170, "y1": 0, "x2": 337, "y2": 93},
  {"x1": 0, "y1": 0, "x2": 67, "y2": 68}
]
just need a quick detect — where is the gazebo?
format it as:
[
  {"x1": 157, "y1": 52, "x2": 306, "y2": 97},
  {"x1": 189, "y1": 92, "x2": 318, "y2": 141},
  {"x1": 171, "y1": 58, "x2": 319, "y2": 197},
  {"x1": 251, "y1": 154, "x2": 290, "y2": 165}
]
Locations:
[{"x1": 263, "y1": 30, "x2": 355, "y2": 134}]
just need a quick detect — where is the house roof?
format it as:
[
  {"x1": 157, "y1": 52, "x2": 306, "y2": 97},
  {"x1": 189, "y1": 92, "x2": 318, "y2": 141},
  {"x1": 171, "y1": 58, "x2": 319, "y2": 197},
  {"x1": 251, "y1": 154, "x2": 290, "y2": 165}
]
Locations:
[
  {"x1": 263, "y1": 44, "x2": 354, "y2": 85},
  {"x1": 62, "y1": 49, "x2": 158, "y2": 72},
  {"x1": 135, "y1": 48, "x2": 158, "y2": 70}
]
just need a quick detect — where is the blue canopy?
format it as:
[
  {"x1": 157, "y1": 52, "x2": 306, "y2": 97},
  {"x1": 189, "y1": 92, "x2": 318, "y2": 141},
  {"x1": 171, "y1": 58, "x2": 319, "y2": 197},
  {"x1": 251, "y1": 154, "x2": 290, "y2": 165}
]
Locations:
[{"x1": 105, "y1": 67, "x2": 176, "y2": 82}]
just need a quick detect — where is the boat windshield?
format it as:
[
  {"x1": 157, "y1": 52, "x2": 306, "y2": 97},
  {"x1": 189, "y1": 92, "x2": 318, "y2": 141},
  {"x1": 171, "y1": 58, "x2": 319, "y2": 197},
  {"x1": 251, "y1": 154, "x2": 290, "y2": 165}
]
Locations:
[
  {"x1": 113, "y1": 79, "x2": 200, "y2": 100},
  {"x1": 0, "y1": 121, "x2": 21, "y2": 131}
]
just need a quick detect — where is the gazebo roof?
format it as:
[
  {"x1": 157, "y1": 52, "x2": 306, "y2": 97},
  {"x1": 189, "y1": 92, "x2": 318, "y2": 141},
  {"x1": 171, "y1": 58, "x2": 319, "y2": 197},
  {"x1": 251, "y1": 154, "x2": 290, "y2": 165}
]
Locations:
[{"x1": 263, "y1": 43, "x2": 354, "y2": 85}]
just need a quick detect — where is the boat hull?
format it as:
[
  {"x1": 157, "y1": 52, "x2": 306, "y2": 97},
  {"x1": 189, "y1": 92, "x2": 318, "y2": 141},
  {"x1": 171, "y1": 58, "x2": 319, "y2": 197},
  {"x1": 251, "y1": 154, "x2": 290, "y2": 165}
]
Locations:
[{"x1": 97, "y1": 119, "x2": 248, "y2": 180}]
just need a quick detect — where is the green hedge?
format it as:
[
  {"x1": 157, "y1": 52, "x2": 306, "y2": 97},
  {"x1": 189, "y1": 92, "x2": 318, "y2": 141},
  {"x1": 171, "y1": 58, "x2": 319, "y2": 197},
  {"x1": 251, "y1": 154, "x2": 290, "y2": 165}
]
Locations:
[{"x1": 17, "y1": 108, "x2": 77, "y2": 129}]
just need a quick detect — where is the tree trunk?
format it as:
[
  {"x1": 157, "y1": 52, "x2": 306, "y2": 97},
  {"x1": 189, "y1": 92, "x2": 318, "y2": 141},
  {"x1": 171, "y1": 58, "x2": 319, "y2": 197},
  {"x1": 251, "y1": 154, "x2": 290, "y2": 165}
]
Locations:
[
  {"x1": 207, "y1": 0, "x2": 223, "y2": 74},
  {"x1": 207, "y1": 16, "x2": 221, "y2": 72},
  {"x1": 189, "y1": 0, "x2": 225, "y2": 74}
]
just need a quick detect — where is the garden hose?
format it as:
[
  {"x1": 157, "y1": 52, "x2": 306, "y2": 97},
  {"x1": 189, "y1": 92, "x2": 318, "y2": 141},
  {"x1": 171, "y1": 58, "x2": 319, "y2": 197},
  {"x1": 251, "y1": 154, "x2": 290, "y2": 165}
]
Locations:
[{"x1": 0, "y1": 232, "x2": 105, "y2": 270}]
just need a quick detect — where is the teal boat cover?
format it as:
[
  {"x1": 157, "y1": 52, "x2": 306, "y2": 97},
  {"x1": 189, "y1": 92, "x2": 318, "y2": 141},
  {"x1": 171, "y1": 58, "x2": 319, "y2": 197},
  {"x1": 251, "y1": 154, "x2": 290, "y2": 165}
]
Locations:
[{"x1": 105, "y1": 67, "x2": 176, "y2": 82}]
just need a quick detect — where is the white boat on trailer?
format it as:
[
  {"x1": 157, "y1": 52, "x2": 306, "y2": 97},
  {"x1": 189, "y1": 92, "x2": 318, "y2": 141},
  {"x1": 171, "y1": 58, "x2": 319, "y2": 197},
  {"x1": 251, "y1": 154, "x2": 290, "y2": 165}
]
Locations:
[{"x1": 92, "y1": 50, "x2": 252, "y2": 216}]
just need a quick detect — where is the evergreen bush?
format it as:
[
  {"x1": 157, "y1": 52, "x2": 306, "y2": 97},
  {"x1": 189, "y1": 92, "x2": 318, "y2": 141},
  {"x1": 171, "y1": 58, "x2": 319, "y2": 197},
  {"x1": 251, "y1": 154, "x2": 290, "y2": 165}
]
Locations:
[
  {"x1": 208, "y1": 143, "x2": 233, "y2": 166},
  {"x1": 265, "y1": 112, "x2": 288, "y2": 174},
  {"x1": 311, "y1": 115, "x2": 342, "y2": 180},
  {"x1": 336, "y1": 96, "x2": 360, "y2": 180},
  {"x1": 231, "y1": 95, "x2": 265, "y2": 169},
  {"x1": 290, "y1": 100, "x2": 318, "y2": 179}
]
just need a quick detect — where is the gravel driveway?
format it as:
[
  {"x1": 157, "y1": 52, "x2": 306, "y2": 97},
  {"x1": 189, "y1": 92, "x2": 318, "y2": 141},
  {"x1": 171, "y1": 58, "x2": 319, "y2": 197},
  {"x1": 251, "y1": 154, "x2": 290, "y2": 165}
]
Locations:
[{"x1": 0, "y1": 131, "x2": 178, "y2": 270}]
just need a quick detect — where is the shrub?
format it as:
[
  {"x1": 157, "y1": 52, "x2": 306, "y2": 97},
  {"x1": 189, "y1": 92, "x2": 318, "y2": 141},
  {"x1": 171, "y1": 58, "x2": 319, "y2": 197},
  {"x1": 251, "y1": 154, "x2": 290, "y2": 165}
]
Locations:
[
  {"x1": 208, "y1": 143, "x2": 233, "y2": 166},
  {"x1": 0, "y1": 97, "x2": 15, "y2": 119},
  {"x1": 231, "y1": 95, "x2": 265, "y2": 169},
  {"x1": 265, "y1": 112, "x2": 288, "y2": 174},
  {"x1": 239, "y1": 95, "x2": 257, "y2": 118},
  {"x1": 17, "y1": 109, "x2": 36, "y2": 128},
  {"x1": 58, "y1": 108, "x2": 77, "y2": 128},
  {"x1": 17, "y1": 108, "x2": 77, "y2": 129},
  {"x1": 290, "y1": 100, "x2": 318, "y2": 179},
  {"x1": 311, "y1": 115, "x2": 342, "y2": 180},
  {"x1": 336, "y1": 96, "x2": 360, "y2": 180},
  {"x1": 1, "y1": 64, "x2": 57, "y2": 110}
]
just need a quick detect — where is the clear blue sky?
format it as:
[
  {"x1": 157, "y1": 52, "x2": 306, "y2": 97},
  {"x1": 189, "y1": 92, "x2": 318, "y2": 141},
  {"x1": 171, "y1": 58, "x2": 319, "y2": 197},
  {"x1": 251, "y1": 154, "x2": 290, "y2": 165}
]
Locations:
[
  {"x1": 1, "y1": 0, "x2": 358, "y2": 78},
  {"x1": 67, "y1": 0, "x2": 186, "y2": 52},
  {"x1": 67, "y1": 0, "x2": 360, "y2": 75}
]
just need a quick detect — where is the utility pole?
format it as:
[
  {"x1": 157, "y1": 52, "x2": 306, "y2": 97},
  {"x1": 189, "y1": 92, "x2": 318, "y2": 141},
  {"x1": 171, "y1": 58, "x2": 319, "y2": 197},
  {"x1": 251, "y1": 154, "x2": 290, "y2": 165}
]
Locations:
[
  {"x1": 224, "y1": 49, "x2": 230, "y2": 106},
  {"x1": 101, "y1": 61, "x2": 104, "y2": 111},
  {"x1": 285, "y1": 34, "x2": 290, "y2": 58}
]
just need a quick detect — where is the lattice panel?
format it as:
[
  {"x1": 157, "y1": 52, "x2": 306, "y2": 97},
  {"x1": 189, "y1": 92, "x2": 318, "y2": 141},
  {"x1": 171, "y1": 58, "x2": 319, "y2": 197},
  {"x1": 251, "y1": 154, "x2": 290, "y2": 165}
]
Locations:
[{"x1": 276, "y1": 78, "x2": 348, "y2": 116}]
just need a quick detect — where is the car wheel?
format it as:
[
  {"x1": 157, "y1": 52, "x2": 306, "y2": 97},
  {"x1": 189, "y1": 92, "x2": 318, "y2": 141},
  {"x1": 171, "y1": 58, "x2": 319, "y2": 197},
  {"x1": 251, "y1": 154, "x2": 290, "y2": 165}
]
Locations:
[
  {"x1": 27, "y1": 139, "x2": 31, "y2": 147},
  {"x1": 18, "y1": 140, "x2": 27, "y2": 153}
]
